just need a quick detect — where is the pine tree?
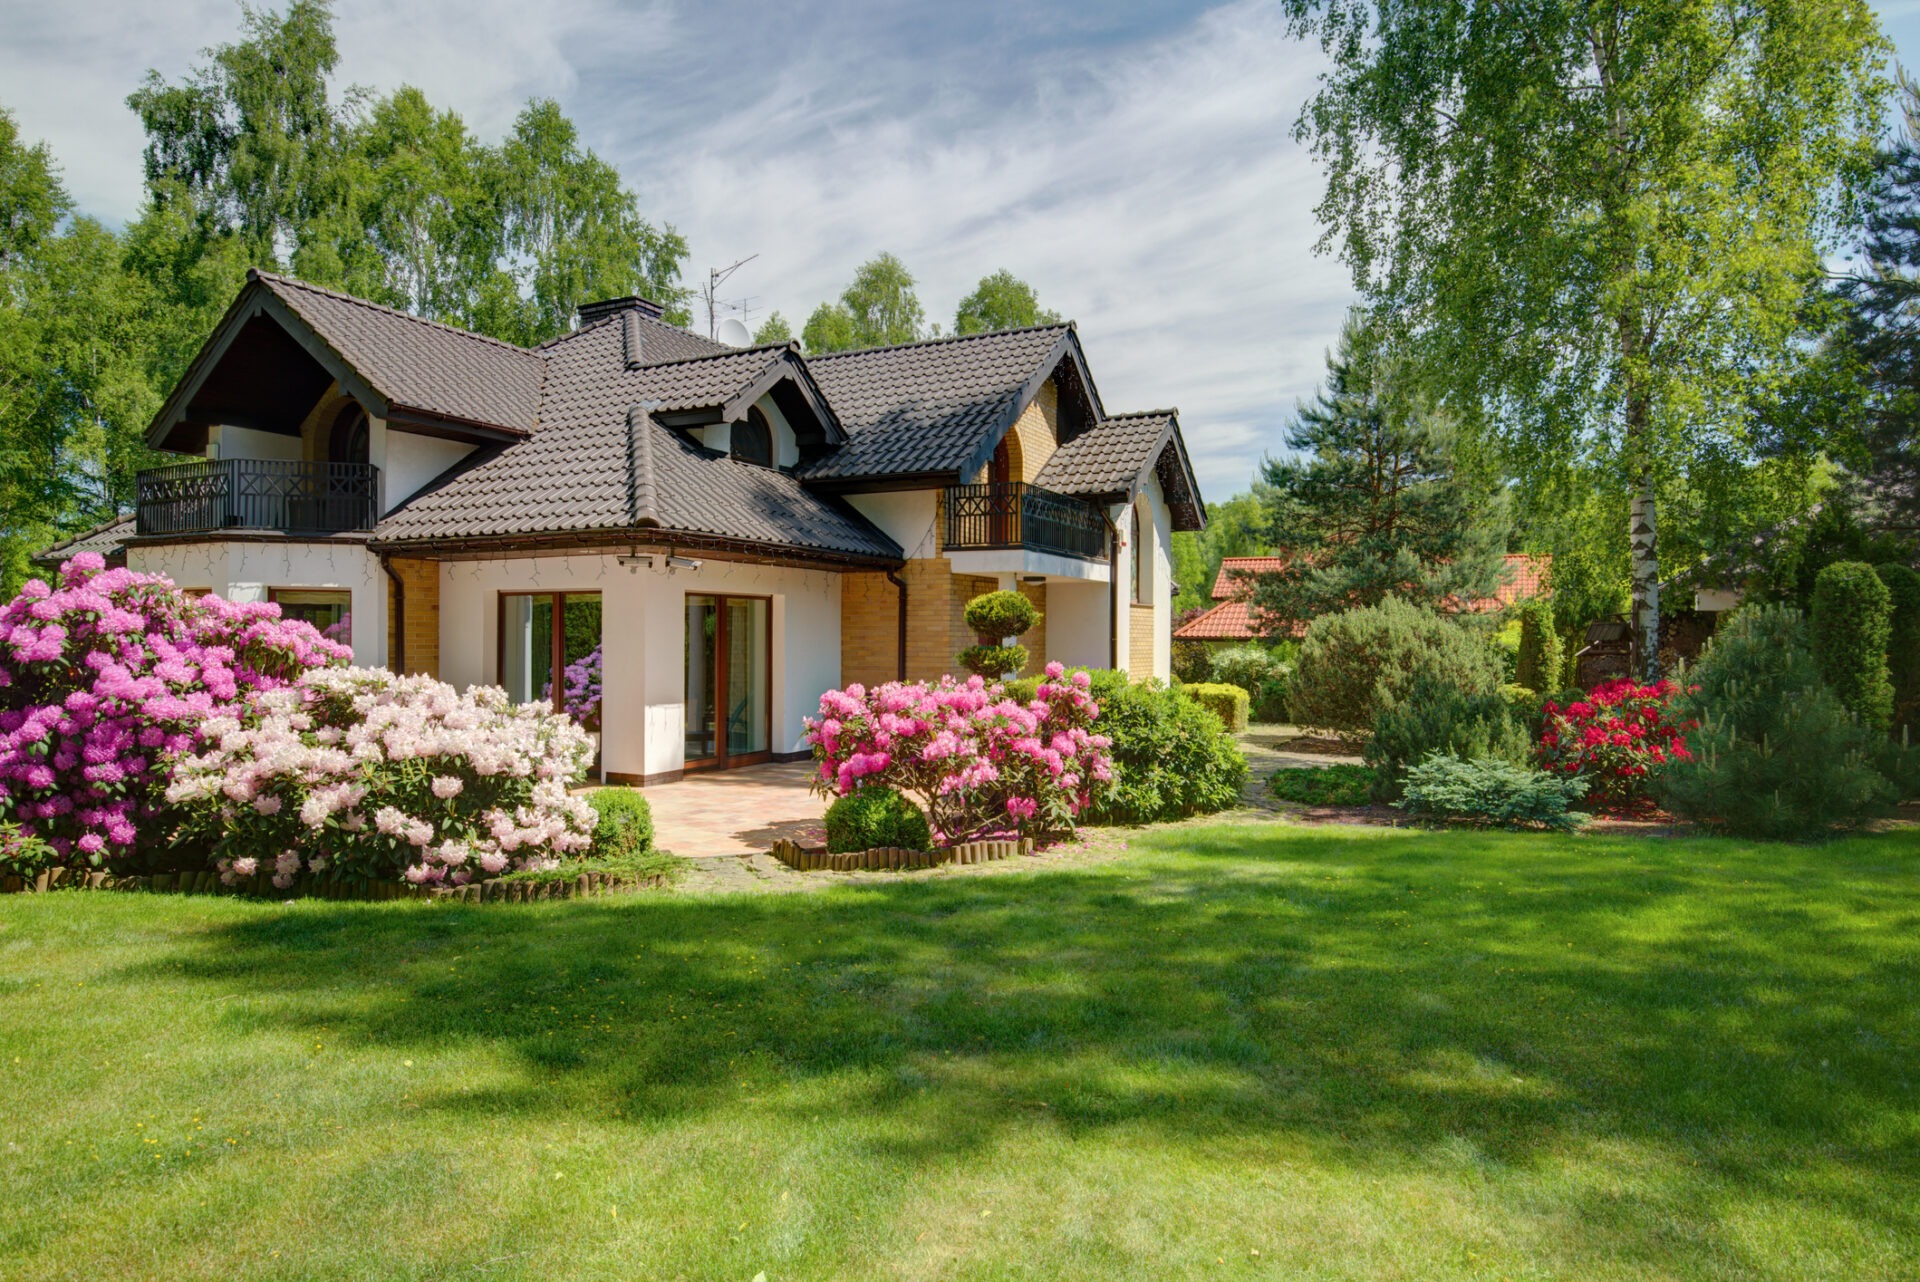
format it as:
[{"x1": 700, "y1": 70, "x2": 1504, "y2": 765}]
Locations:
[{"x1": 1251, "y1": 315, "x2": 1512, "y2": 632}]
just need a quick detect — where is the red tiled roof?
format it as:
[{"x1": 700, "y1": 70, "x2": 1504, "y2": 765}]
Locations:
[{"x1": 1179, "y1": 552, "x2": 1552, "y2": 640}]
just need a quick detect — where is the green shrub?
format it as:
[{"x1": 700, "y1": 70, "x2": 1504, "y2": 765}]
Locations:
[
  {"x1": 824, "y1": 787, "x2": 932, "y2": 853},
  {"x1": 1514, "y1": 598, "x2": 1564, "y2": 694},
  {"x1": 1290, "y1": 597, "x2": 1504, "y2": 736},
  {"x1": 962, "y1": 590, "x2": 1040, "y2": 640},
  {"x1": 1662, "y1": 604, "x2": 1896, "y2": 839},
  {"x1": 1491, "y1": 619, "x2": 1522, "y2": 683},
  {"x1": 1876, "y1": 562, "x2": 1920, "y2": 735},
  {"x1": 587, "y1": 787, "x2": 653, "y2": 858},
  {"x1": 1811, "y1": 561, "x2": 1894, "y2": 733},
  {"x1": 1269, "y1": 764, "x2": 1374, "y2": 806},
  {"x1": 1171, "y1": 638, "x2": 1213, "y2": 685},
  {"x1": 1210, "y1": 643, "x2": 1292, "y2": 722},
  {"x1": 1003, "y1": 675, "x2": 1041, "y2": 703},
  {"x1": 955, "y1": 643, "x2": 1029, "y2": 679},
  {"x1": 1082, "y1": 671, "x2": 1247, "y2": 823},
  {"x1": 1394, "y1": 754, "x2": 1588, "y2": 831},
  {"x1": 1181, "y1": 682, "x2": 1250, "y2": 732},
  {"x1": 1364, "y1": 675, "x2": 1532, "y2": 802},
  {"x1": 0, "y1": 818, "x2": 54, "y2": 878}
]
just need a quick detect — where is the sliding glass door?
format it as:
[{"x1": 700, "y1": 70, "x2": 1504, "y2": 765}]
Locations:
[
  {"x1": 685, "y1": 594, "x2": 770, "y2": 769},
  {"x1": 499, "y1": 592, "x2": 602, "y2": 732}
]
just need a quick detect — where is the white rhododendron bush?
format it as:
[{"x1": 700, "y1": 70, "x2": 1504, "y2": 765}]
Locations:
[{"x1": 167, "y1": 668, "x2": 596, "y2": 887}]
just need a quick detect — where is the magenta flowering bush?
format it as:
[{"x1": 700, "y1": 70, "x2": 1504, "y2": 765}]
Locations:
[
  {"x1": 0, "y1": 554, "x2": 349, "y2": 867},
  {"x1": 166, "y1": 668, "x2": 597, "y2": 888},
  {"x1": 544, "y1": 643, "x2": 602, "y2": 730},
  {"x1": 804, "y1": 661, "x2": 1112, "y2": 843}
]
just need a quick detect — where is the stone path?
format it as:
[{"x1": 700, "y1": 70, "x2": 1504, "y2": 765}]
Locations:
[
  {"x1": 633, "y1": 759, "x2": 827, "y2": 859},
  {"x1": 1236, "y1": 723, "x2": 1363, "y2": 810}
]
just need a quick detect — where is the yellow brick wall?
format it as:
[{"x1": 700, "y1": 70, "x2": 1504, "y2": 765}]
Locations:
[
  {"x1": 1009, "y1": 379, "x2": 1059, "y2": 484},
  {"x1": 297, "y1": 382, "x2": 348, "y2": 462},
  {"x1": 904, "y1": 557, "x2": 961, "y2": 682},
  {"x1": 1129, "y1": 603, "x2": 1155, "y2": 680},
  {"x1": 840, "y1": 572, "x2": 899, "y2": 689},
  {"x1": 387, "y1": 557, "x2": 440, "y2": 679}
]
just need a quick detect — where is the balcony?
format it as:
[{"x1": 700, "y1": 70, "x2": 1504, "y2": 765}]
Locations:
[
  {"x1": 135, "y1": 459, "x2": 379, "y2": 537},
  {"x1": 943, "y1": 482, "x2": 1108, "y2": 561}
]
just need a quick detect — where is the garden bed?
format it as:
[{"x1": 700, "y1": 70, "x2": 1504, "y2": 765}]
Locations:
[{"x1": 771, "y1": 836, "x2": 1035, "y2": 872}]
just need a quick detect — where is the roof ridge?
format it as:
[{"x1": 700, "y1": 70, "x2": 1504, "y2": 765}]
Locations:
[
  {"x1": 1103, "y1": 408, "x2": 1179, "y2": 421},
  {"x1": 807, "y1": 322, "x2": 1072, "y2": 361},
  {"x1": 635, "y1": 342, "x2": 792, "y2": 371},
  {"x1": 249, "y1": 269, "x2": 543, "y2": 360}
]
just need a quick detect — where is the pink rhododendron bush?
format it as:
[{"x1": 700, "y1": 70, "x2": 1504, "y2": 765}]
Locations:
[
  {"x1": 804, "y1": 661, "x2": 1112, "y2": 843},
  {"x1": 166, "y1": 668, "x2": 597, "y2": 888},
  {"x1": 0, "y1": 553, "x2": 349, "y2": 867}
]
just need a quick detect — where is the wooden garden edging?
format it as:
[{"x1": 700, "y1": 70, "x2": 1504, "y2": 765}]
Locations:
[
  {"x1": 769, "y1": 836, "x2": 1034, "y2": 872},
  {"x1": 0, "y1": 867, "x2": 666, "y2": 902}
]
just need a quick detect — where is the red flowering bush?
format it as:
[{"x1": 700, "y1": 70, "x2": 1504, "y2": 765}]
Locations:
[{"x1": 1537, "y1": 678, "x2": 1696, "y2": 812}]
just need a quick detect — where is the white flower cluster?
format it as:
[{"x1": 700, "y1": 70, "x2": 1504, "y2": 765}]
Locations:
[{"x1": 167, "y1": 668, "x2": 597, "y2": 887}]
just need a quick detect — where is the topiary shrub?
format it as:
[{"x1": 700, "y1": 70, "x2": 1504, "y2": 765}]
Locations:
[
  {"x1": 1514, "y1": 598, "x2": 1564, "y2": 694},
  {"x1": 1394, "y1": 754, "x2": 1588, "y2": 831},
  {"x1": 1811, "y1": 561, "x2": 1894, "y2": 733},
  {"x1": 588, "y1": 787, "x2": 653, "y2": 858},
  {"x1": 1662, "y1": 605, "x2": 1897, "y2": 839},
  {"x1": 958, "y1": 590, "x2": 1040, "y2": 679},
  {"x1": 1081, "y1": 671, "x2": 1247, "y2": 823},
  {"x1": 1876, "y1": 562, "x2": 1920, "y2": 736},
  {"x1": 1181, "y1": 682, "x2": 1250, "y2": 732},
  {"x1": 1364, "y1": 674, "x2": 1532, "y2": 801},
  {"x1": 1269, "y1": 764, "x2": 1374, "y2": 806},
  {"x1": 1289, "y1": 597, "x2": 1503, "y2": 737},
  {"x1": 824, "y1": 786, "x2": 932, "y2": 853},
  {"x1": 1210, "y1": 643, "x2": 1292, "y2": 722}
]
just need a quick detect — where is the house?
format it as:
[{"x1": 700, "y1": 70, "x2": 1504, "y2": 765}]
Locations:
[
  {"x1": 38, "y1": 270, "x2": 1205, "y2": 784},
  {"x1": 1174, "y1": 552, "x2": 1550, "y2": 646}
]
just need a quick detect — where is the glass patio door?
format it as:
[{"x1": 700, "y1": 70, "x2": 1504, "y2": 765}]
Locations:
[
  {"x1": 684, "y1": 594, "x2": 770, "y2": 769},
  {"x1": 499, "y1": 592, "x2": 602, "y2": 732}
]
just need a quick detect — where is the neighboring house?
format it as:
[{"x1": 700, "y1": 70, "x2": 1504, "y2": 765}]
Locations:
[
  {"x1": 1174, "y1": 552, "x2": 1550, "y2": 646},
  {"x1": 36, "y1": 270, "x2": 1204, "y2": 784}
]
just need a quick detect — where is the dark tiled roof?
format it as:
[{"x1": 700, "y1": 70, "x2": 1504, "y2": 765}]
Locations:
[
  {"x1": 254, "y1": 271, "x2": 545, "y2": 434},
  {"x1": 799, "y1": 325, "x2": 1071, "y2": 481},
  {"x1": 1035, "y1": 411, "x2": 1173, "y2": 497},
  {"x1": 30, "y1": 515, "x2": 135, "y2": 566},
  {"x1": 537, "y1": 308, "x2": 733, "y2": 366},
  {"x1": 373, "y1": 321, "x2": 897, "y2": 561}
]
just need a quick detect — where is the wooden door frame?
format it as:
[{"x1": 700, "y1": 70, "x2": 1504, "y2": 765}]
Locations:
[{"x1": 683, "y1": 592, "x2": 774, "y2": 772}]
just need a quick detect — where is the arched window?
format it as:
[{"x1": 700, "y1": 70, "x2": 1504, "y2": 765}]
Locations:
[
  {"x1": 731, "y1": 407, "x2": 773, "y2": 467},
  {"x1": 329, "y1": 403, "x2": 370, "y2": 467}
]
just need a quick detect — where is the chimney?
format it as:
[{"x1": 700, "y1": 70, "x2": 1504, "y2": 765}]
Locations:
[{"x1": 576, "y1": 295, "x2": 665, "y2": 327}]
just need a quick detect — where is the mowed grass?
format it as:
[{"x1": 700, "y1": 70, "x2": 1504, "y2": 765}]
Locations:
[{"x1": 2, "y1": 825, "x2": 1917, "y2": 1281}]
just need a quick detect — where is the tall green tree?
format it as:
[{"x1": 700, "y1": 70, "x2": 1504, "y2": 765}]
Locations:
[
  {"x1": 954, "y1": 269, "x2": 1060, "y2": 335},
  {"x1": 1279, "y1": 0, "x2": 1888, "y2": 676},
  {"x1": 752, "y1": 311, "x2": 793, "y2": 344},
  {"x1": 1250, "y1": 315, "x2": 1511, "y2": 629},
  {"x1": 801, "y1": 252, "x2": 925, "y2": 351}
]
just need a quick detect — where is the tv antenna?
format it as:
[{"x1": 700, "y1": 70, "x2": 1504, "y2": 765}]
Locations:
[{"x1": 704, "y1": 254, "x2": 759, "y2": 340}]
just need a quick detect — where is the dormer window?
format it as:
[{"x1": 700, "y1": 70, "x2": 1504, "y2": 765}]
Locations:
[{"x1": 731, "y1": 407, "x2": 773, "y2": 467}]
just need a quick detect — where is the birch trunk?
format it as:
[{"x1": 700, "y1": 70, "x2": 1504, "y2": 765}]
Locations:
[{"x1": 1629, "y1": 466, "x2": 1660, "y2": 680}]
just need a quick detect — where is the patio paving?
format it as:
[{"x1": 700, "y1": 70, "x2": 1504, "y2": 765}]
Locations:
[{"x1": 636, "y1": 759, "x2": 828, "y2": 858}]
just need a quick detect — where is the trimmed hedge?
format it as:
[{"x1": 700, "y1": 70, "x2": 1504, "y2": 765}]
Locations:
[
  {"x1": 955, "y1": 643, "x2": 1029, "y2": 679},
  {"x1": 963, "y1": 590, "x2": 1040, "y2": 640},
  {"x1": 1078, "y1": 670, "x2": 1247, "y2": 823},
  {"x1": 1514, "y1": 598, "x2": 1563, "y2": 694},
  {"x1": 825, "y1": 787, "x2": 932, "y2": 854},
  {"x1": 1877, "y1": 562, "x2": 1920, "y2": 735},
  {"x1": 1812, "y1": 561, "x2": 1894, "y2": 733},
  {"x1": 1290, "y1": 597, "x2": 1503, "y2": 736},
  {"x1": 1182, "y1": 682, "x2": 1250, "y2": 732},
  {"x1": 588, "y1": 787, "x2": 654, "y2": 858}
]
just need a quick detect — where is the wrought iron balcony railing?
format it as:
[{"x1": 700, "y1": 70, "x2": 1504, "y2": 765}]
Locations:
[
  {"x1": 135, "y1": 458, "x2": 379, "y2": 537},
  {"x1": 942, "y1": 481, "x2": 1108, "y2": 561}
]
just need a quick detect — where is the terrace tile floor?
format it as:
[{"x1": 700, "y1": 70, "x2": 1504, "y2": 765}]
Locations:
[{"x1": 635, "y1": 759, "x2": 828, "y2": 859}]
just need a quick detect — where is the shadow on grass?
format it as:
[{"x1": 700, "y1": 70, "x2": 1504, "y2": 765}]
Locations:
[{"x1": 127, "y1": 824, "x2": 1920, "y2": 1246}]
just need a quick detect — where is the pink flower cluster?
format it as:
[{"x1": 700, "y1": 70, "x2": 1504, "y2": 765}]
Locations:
[
  {"x1": 804, "y1": 661, "x2": 1112, "y2": 843},
  {"x1": 166, "y1": 668, "x2": 598, "y2": 887},
  {"x1": 544, "y1": 643, "x2": 602, "y2": 730},
  {"x1": 0, "y1": 554, "x2": 349, "y2": 865}
]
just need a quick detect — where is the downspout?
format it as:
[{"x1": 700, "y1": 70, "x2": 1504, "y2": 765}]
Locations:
[
  {"x1": 886, "y1": 568, "x2": 908, "y2": 681},
  {"x1": 378, "y1": 552, "x2": 405, "y2": 674}
]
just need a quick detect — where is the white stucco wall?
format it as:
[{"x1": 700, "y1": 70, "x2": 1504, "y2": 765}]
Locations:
[
  {"x1": 384, "y1": 430, "x2": 475, "y2": 513},
  {"x1": 208, "y1": 425, "x2": 301, "y2": 461},
  {"x1": 125, "y1": 540, "x2": 389, "y2": 665},
  {"x1": 1108, "y1": 476, "x2": 1174, "y2": 683},
  {"x1": 436, "y1": 552, "x2": 842, "y2": 781},
  {"x1": 1046, "y1": 579, "x2": 1112, "y2": 670},
  {"x1": 844, "y1": 490, "x2": 939, "y2": 560}
]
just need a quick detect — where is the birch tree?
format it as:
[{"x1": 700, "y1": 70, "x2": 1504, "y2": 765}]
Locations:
[{"x1": 1279, "y1": 0, "x2": 1887, "y2": 675}]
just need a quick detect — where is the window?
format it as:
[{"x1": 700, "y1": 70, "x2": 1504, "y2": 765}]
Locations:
[
  {"x1": 270, "y1": 588, "x2": 352, "y2": 646},
  {"x1": 499, "y1": 592, "x2": 602, "y2": 731},
  {"x1": 330, "y1": 403, "x2": 370, "y2": 466},
  {"x1": 731, "y1": 407, "x2": 773, "y2": 467},
  {"x1": 1131, "y1": 501, "x2": 1149, "y2": 604}
]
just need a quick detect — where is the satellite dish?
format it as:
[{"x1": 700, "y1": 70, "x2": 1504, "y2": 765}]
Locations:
[{"x1": 717, "y1": 318, "x2": 753, "y2": 348}]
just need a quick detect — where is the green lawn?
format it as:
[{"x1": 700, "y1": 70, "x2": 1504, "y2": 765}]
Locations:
[{"x1": 3, "y1": 824, "x2": 1917, "y2": 1281}]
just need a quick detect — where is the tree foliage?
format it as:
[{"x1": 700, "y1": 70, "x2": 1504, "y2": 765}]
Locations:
[
  {"x1": 802, "y1": 252, "x2": 925, "y2": 352},
  {"x1": 1278, "y1": 0, "x2": 1889, "y2": 676},
  {"x1": 1811, "y1": 560, "x2": 1895, "y2": 733},
  {"x1": 1251, "y1": 315, "x2": 1511, "y2": 630},
  {"x1": 954, "y1": 269, "x2": 1060, "y2": 335}
]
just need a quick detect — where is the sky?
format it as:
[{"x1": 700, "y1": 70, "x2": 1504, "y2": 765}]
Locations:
[{"x1": 5, "y1": 0, "x2": 1920, "y2": 503}]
